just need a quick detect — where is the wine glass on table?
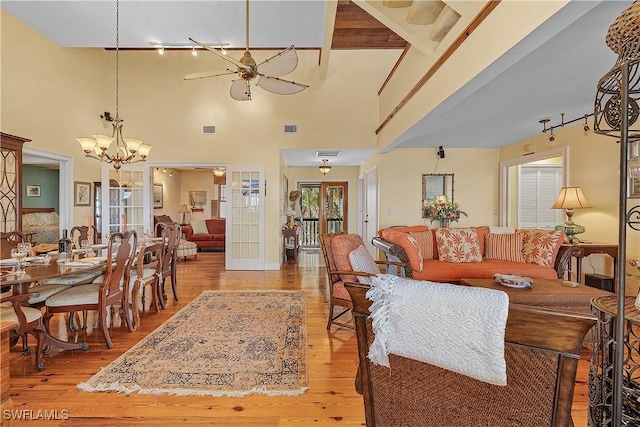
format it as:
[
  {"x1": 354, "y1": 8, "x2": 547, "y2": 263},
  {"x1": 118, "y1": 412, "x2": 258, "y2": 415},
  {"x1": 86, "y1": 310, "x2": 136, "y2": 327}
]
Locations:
[{"x1": 10, "y1": 247, "x2": 27, "y2": 274}]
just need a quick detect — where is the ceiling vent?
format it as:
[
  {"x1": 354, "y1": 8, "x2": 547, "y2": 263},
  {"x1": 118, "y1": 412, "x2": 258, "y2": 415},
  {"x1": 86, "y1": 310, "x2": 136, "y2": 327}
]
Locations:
[
  {"x1": 316, "y1": 150, "x2": 341, "y2": 158},
  {"x1": 202, "y1": 125, "x2": 216, "y2": 135},
  {"x1": 283, "y1": 124, "x2": 298, "y2": 134}
]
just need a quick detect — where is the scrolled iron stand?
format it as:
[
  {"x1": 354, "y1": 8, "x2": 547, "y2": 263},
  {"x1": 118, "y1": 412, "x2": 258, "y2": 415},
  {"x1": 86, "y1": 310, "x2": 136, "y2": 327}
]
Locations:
[{"x1": 588, "y1": 3, "x2": 640, "y2": 426}]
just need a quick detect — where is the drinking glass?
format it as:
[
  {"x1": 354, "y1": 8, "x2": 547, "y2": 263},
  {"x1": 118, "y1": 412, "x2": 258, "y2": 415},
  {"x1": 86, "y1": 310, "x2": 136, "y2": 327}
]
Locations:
[{"x1": 10, "y1": 247, "x2": 26, "y2": 273}]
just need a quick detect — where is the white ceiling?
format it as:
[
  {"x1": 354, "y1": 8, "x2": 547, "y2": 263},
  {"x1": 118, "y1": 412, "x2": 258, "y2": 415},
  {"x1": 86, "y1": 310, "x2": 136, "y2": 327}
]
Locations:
[{"x1": 2, "y1": 1, "x2": 633, "y2": 167}]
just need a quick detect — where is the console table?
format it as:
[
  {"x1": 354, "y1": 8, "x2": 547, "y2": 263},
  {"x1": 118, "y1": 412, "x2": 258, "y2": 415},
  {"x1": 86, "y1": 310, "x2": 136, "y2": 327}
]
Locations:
[
  {"x1": 558, "y1": 242, "x2": 618, "y2": 284},
  {"x1": 282, "y1": 228, "x2": 299, "y2": 263}
]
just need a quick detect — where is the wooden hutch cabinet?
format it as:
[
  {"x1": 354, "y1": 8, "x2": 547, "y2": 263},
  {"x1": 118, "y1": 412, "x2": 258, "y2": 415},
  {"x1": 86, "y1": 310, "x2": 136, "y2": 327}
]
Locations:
[{"x1": 0, "y1": 132, "x2": 30, "y2": 232}]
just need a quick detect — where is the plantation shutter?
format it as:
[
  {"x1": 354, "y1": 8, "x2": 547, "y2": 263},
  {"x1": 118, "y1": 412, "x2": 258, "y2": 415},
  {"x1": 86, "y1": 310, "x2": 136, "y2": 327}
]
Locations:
[{"x1": 518, "y1": 165, "x2": 563, "y2": 229}]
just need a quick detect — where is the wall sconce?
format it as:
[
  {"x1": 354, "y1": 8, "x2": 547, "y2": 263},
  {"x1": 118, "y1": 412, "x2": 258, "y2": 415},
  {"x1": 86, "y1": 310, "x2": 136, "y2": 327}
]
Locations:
[{"x1": 319, "y1": 159, "x2": 331, "y2": 175}]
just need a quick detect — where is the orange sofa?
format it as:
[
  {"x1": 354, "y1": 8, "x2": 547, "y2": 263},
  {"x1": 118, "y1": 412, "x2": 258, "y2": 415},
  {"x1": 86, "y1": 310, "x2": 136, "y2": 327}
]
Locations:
[{"x1": 373, "y1": 225, "x2": 575, "y2": 283}]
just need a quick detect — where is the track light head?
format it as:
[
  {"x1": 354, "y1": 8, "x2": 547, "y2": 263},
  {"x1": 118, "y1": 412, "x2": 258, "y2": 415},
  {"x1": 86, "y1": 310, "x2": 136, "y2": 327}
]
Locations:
[{"x1": 437, "y1": 146, "x2": 445, "y2": 159}]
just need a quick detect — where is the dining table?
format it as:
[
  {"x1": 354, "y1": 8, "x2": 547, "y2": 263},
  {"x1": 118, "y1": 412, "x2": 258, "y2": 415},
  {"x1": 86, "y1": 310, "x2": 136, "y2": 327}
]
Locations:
[{"x1": 0, "y1": 258, "x2": 107, "y2": 351}]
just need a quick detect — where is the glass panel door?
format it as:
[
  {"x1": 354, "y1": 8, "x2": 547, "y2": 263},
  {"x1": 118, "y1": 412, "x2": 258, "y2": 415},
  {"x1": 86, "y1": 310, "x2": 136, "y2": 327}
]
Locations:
[
  {"x1": 321, "y1": 182, "x2": 348, "y2": 235},
  {"x1": 225, "y1": 168, "x2": 264, "y2": 270},
  {"x1": 101, "y1": 166, "x2": 150, "y2": 241}
]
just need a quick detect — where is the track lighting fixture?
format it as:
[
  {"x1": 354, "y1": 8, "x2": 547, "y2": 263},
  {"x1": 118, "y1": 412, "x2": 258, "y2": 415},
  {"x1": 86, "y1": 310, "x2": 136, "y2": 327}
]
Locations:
[
  {"x1": 583, "y1": 115, "x2": 591, "y2": 134},
  {"x1": 549, "y1": 128, "x2": 556, "y2": 143}
]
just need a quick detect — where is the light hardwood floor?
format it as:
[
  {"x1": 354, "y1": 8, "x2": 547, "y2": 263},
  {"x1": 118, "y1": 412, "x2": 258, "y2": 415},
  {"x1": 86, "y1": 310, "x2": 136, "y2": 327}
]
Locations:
[{"x1": 6, "y1": 250, "x2": 591, "y2": 426}]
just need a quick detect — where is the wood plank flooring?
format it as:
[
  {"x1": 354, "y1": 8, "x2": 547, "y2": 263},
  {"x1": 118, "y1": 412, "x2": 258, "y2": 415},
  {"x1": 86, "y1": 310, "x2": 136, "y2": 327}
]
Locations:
[{"x1": 5, "y1": 250, "x2": 591, "y2": 426}]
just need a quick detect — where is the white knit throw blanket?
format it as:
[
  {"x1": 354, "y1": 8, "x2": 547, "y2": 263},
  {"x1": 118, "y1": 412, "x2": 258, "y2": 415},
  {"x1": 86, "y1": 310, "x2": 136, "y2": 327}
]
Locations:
[{"x1": 366, "y1": 275, "x2": 509, "y2": 386}]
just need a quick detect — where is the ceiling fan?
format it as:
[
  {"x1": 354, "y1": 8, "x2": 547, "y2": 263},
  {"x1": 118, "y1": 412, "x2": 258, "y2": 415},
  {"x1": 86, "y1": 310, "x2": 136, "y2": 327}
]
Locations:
[{"x1": 185, "y1": 0, "x2": 308, "y2": 101}]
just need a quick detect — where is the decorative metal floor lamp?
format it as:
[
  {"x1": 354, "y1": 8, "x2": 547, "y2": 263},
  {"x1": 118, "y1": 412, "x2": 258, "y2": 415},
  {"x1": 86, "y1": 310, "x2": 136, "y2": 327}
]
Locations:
[{"x1": 591, "y1": 1, "x2": 640, "y2": 425}]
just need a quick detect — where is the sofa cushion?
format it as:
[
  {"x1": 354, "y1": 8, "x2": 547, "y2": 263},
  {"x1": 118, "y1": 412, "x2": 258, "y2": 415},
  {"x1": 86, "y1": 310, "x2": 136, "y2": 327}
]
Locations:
[
  {"x1": 205, "y1": 219, "x2": 225, "y2": 234},
  {"x1": 435, "y1": 228, "x2": 482, "y2": 263},
  {"x1": 484, "y1": 233, "x2": 526, "y2": 263},
  {"x1": 377, "y1": 225, "x2": 429, "y2": 237},
  {"x1": 349, "y1": 245, "x2": 379, "y2": 285},
  {"x1": 473, "y1": 226, "x2": 490, "y2": 256},
  {"x1": 518, "y1": 229, "x2": 565, "y2": 267},
  {"x1": 189, "y1": 234, "x2": 214, "y2": 242},
  {"x1": 382, "y1": 229, "x2": 423, "y2": 272},
  {"x1": 410, "y1": 230, "x2": 435, "y2": 260},
  {"x1": 413, "y1": 259, "x2": 558, "y2": 282},
  {"x1": 331, "y1": 233, "x2": 366, "y2": 284},
  {"x1": 190, "y1": 220, "x2": 209, "y2": 235}
]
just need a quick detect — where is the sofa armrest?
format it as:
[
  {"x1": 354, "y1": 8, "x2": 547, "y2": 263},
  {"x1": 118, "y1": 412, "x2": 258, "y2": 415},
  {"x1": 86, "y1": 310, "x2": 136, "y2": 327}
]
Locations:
[
  {"x1": 554, "y1": 245, "x2": 581, "y2": 279},
  {"x1": 372, "y1": 237, "x2": 413, "y2": 278},
  {"x1": 182, "y1": 224, "x2": 194, "y2": 240}
]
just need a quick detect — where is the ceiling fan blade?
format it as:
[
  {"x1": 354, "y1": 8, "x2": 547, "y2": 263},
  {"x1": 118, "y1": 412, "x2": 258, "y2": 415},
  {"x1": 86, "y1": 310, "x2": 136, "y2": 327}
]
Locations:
[
  {"x1": 230, "y1": 79, "x2": 252, "y2": 101},
  {"x1": 256, "y1": 45, "x2": 298, "y2": 77},
  {"x1": 189, "y1": 37, "x2": 248, "y2": 69},
  {"x1": 257, "y1": 76, "x2": 308, "y2": 95},
  {"x1": 184, "y1": 69, "x2": 235, "y2": 80}
]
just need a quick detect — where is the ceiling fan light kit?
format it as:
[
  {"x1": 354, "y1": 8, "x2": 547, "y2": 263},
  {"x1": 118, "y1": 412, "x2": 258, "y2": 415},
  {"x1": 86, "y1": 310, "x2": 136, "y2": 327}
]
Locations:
[{"x1": 184, "y1": 0, "x2": 308, "y2": 101}]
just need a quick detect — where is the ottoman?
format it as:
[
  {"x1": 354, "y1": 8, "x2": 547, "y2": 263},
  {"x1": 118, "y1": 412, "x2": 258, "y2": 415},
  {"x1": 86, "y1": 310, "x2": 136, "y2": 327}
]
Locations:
[{"x1": 177, "y1": 239, "x2": 197, "y2": 262}]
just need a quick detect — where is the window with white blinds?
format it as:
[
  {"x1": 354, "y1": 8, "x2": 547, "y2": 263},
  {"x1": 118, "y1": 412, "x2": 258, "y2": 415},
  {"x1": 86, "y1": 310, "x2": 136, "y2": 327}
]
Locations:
[{"x1": 518, "y1": 165, "x2": 564, "y2": 229}]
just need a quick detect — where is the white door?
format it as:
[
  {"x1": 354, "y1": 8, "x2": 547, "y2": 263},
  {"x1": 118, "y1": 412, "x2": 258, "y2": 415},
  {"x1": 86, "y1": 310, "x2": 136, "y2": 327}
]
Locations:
[
  {"x1": 364, "y1": 166, "x2": 378, "y2": 257},
  {"x1": 225, "y1": 168, "x2": 265, "y2": 270},
  {"x1": 100, "y1": 165, "x2": 152, "y2": 241}
]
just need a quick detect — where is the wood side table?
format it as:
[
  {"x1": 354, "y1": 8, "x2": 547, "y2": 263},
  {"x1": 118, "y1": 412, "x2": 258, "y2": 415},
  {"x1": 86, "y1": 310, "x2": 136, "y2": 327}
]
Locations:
[{"x1": 557, "y1": 242, "x2": 618, "y2": 284}]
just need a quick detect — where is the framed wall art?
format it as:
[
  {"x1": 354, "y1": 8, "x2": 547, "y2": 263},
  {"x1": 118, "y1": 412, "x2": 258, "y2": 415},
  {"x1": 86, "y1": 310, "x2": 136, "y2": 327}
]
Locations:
[
  {"x1": 26, "y1": 185, "x2": 41, "y2": 197},
  {"x1": 74, "y1": 181, "x2": 91, "y2": 206},
  {"x1": 153, "y1": 183, "x2": 163, "y2": 209}
]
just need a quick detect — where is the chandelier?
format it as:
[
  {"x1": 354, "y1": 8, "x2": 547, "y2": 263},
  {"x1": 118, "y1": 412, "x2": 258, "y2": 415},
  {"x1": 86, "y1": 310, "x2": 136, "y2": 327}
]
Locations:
[
  {"x1": 77, "y1": 0, "x2": 151, "y2": 170},
  {"x1": 319, "y1": 159, "x2": 331, "y2": 175}
]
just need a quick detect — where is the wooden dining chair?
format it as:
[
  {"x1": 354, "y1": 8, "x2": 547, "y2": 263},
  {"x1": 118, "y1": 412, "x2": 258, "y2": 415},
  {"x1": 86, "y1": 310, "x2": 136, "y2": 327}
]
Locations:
[
  {"x1": 156, "y1": 222, "x2": 180, "y2": 308},
  {"x1": 44, "y1": 230, "x2": 137, "y2": 349},
  {"x1": 128, "y1": 241, "x2": 164, "y2": 329},
  {"x1": 345, "y1": 282, "x2": 597, "y2": 427},
  {"x1": 1, "y1": 291, "x2": 46, "y2": 370},
  {"x1": 1, "y1": 231, "x2": 26, "y2": 259},
  {"x1": 69, "y1": 225, "x2": 99, "y2": 248},
  {"x1": 319, "y1": 233, "x2": 407, "y2": 330}
]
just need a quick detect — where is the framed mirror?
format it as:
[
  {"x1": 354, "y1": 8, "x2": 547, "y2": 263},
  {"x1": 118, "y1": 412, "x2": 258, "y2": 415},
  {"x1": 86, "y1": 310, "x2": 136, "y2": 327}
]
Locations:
[{"x1": 422, "y1": 173, "x2": 454, "y2": 204}]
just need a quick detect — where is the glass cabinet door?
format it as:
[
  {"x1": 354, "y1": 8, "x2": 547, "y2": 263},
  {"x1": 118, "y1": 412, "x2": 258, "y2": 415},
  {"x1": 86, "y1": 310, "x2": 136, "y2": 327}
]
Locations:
[{"x1": 101, "y1": 166, "x2": 150, "y2": 241}]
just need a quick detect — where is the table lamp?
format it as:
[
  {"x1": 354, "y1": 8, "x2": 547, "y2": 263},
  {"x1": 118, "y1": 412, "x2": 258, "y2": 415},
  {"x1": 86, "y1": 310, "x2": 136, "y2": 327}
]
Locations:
[
  {"x1": 551, "y1": 186, "x2": 592, "y2": 243},
  {"x1": 178, "y1": 204, "x2": 190, "y2": 225}
]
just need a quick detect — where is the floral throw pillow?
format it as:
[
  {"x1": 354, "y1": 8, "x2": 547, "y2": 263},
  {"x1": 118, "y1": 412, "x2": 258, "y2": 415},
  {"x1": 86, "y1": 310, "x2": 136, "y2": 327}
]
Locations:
[
  {"x1": 435, "y1": 228, "x2": 482, "y2": 263},
  {"x1": 518, "y1": 229, "x2": 565, "y2": 267}
]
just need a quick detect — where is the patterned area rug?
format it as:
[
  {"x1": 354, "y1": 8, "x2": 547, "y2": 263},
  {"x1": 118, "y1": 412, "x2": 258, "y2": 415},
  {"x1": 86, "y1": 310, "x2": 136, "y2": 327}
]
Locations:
[{"x1": 78, "y1": 290, "x2": 307, "y2": 396}]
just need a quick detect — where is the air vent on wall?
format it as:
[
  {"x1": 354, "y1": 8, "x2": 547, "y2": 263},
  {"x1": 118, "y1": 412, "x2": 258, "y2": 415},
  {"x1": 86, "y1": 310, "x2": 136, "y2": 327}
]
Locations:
[
  {"x1": 283, "y1": 124, "x2": 298, "y2": 134},
  {"x1": 202, "y1": 125, "x2": 216, "y2": 134},
  {"x1": 316, "y1": 150, "x2": 341, "y2": 158}
]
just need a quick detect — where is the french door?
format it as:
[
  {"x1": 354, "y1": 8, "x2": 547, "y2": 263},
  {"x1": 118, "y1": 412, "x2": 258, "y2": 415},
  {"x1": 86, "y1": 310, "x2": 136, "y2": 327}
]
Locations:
[
  {"x1": 298, "y1": 181, "x2": 348, "y2": 246},
  {"x1": 225, "y1": 168, "x2": 265, "y2": 270}
]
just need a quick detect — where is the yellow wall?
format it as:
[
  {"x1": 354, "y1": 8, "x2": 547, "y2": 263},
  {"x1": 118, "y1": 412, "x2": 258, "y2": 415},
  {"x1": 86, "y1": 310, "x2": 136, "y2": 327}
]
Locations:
[
  {"x1": 377, "y1": 147, "x2": 500, "y2": 229},
  {"x1": 1, "y1": 10, "x2": 399, "y2": 267}
]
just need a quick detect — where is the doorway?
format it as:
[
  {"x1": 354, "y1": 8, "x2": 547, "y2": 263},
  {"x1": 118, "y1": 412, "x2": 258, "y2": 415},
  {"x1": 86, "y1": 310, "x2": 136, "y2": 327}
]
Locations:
[
  {"x1": 298, "y1": 181, "x2": 348, "y2": 248},
  {"x1": 499, "y1": 146, "x2": 569, "y2": 227}
]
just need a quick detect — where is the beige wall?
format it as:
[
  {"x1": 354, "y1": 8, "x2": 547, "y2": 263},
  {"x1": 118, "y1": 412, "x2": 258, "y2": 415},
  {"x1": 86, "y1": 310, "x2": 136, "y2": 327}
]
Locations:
[
  {"x1": 376, "y1": 147, "x2": 500, "y2": 229},
  {"x1": 2, "y1": 10, "x2": 399, "y2": 267}
]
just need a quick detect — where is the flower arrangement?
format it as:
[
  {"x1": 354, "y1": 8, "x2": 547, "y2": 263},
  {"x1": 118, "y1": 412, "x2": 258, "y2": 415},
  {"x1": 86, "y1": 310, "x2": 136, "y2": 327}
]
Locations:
[{"x1": 423, "y1": 196, "x2": 467, "y2": 226}]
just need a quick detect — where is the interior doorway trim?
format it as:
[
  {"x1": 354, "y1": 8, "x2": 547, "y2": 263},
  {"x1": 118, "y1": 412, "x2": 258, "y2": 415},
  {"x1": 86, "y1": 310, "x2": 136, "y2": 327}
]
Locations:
[
  {"x1": 22, "y1": 147, "x2": 73, "y2": 233},
  {"x1": 499, "y1": 146, "x2": 569, "y2": 226}
]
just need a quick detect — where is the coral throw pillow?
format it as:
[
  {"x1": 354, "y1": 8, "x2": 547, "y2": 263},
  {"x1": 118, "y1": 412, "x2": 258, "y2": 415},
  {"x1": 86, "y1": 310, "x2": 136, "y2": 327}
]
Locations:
[
  {"x1": 331, "y1": 233, "x2": 367, "y2": 283},
  {"x1": 409, "y1": 230, "x2": 435, "y2": 260},
  {"x1": 484, "y1": 233, "x2": 526, "y2": 263},
  {"x1": 190, "y1": 220, "x2": 209, "y2": 235},
  {"x1": 381, "y1": 229, "x2": 424, "y2": 272},
  {"x1": 349, "y1": 245, "x2": 380, "y2": 285},
  {"x1": 518, "y1": 229, "x2": 565, "y2": 267},
  {"x1": 435, "y1": 228, "x2": 482, "y2": 263}
]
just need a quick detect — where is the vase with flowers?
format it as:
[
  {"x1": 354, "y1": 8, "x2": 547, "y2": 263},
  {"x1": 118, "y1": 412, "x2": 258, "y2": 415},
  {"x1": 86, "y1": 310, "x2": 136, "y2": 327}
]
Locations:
[{"x1": 423, "y1": 195, "x2": 467, "y2": 228}]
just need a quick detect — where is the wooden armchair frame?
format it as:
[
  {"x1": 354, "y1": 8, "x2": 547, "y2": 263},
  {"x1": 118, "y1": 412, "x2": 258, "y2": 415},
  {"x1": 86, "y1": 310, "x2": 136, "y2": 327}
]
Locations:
[
  {"x1": 319, "y1": 233, "x2": 407, "y2": 330},
  {"x1": 345, "y1": 282, "x2": 596, "y2": 427},
  {"x1": 1, "y1": 291, "x2": 46, "y2": 371}
]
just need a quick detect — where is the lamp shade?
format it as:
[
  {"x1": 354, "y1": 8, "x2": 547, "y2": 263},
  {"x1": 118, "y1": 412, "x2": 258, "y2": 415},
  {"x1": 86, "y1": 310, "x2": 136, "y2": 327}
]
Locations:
[
  {"x1": 551, "y1": 187, "x2": 592, "y2": 210},
  {"x1": 178, "y1": 204, "x2": 190, "y2": 213}
]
